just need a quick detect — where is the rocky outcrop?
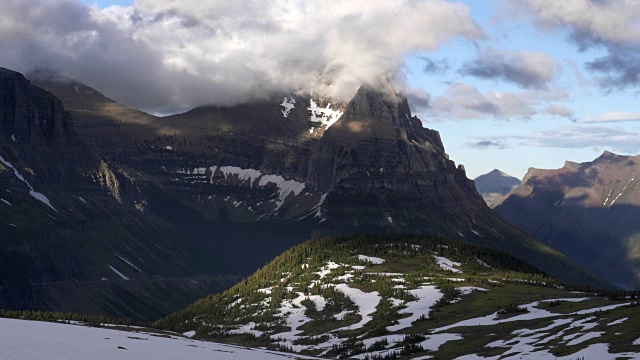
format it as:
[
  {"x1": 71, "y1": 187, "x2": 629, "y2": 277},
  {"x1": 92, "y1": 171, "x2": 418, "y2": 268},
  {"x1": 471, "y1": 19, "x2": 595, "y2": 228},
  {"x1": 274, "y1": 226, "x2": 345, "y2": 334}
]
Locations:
[{"x1": 496, "y1": 151, "x2": 640, "y2": 289}]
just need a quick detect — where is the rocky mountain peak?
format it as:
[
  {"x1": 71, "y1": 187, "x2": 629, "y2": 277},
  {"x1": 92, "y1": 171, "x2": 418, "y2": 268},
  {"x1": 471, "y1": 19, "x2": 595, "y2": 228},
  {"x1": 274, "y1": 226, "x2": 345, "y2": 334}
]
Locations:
[
  {"x1": 594, "y1": 150, "x2": 623, "y2": 163},
  {"x1": 474, "y1": 169, "x2": 521, "y2": 208},
  {"x1": 341, "y1": 82, "x2": 412, "y2": 126}
]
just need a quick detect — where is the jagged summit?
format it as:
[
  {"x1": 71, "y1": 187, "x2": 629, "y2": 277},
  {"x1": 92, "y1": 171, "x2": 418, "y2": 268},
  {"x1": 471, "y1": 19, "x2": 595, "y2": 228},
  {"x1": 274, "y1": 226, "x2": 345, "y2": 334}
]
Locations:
[{"x1": 593, "y1": 150, "x2": 627, "y2": 164}]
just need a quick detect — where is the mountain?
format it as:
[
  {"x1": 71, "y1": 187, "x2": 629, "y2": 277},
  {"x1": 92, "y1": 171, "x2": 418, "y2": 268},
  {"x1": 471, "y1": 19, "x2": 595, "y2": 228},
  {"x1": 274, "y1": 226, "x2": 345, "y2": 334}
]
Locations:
[
  {"x1": 495, "y1": 151, "x2": 640, "y2": 289},
  {"x1": 31, "y1": 74, "x2": 608, "y2": 289},
  {"x1": 474, "y1": 169, "x2": 521, "y2": 208},
  {"x1": 155, "y1": 234, "x2": 639, "y2": 359}
]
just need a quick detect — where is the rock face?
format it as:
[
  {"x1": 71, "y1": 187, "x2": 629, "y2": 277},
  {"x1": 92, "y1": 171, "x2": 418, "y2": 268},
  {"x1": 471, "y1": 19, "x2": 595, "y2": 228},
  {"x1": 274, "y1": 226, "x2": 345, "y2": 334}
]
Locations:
[
  {"x1": 307, "y1": 84, "x2": 508, "y2": 239},
  {"x1": 496, "y1": 151, "x2": 640, "y2": 289},
  {"x1": 0, "y1": 69, "x2": 71, "y2": 146},
  {"x1": 30, "y1": 74, "x2": 609, "y2": 290},
  {"x1": 474, "y1": 169, "x2": 521, "y2": 208}
]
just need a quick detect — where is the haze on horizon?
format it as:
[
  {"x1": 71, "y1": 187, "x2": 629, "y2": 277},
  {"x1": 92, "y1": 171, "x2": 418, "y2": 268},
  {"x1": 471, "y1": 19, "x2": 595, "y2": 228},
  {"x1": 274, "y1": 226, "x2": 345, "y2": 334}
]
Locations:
[{"x1": 1, "y1": 0, "x2": 639, "y2": 178}]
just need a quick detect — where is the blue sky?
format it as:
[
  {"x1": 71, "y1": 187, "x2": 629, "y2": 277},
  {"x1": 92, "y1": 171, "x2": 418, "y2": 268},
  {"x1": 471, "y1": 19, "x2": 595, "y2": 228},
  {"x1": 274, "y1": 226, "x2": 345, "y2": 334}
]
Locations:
[
  {"x1": 404, "y1": 1, "x2": 640, "y2": 178},
  {"x1": 5, "y1": 0, "x2": 640, "y2": 179}
]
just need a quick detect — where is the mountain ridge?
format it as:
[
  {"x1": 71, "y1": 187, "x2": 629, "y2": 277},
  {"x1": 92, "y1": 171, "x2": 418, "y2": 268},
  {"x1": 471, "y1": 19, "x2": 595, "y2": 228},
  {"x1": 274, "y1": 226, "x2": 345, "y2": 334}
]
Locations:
[{"x1": 496, "y1": 151, "x2": 640, "y2": 289}]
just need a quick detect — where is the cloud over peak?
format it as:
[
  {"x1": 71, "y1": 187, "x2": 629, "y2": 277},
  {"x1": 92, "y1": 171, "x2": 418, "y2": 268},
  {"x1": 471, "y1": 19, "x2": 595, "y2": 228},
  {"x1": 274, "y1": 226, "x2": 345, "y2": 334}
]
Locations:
[{"x1": 0, "y1": 0, "x2": 483, "y2": 113}]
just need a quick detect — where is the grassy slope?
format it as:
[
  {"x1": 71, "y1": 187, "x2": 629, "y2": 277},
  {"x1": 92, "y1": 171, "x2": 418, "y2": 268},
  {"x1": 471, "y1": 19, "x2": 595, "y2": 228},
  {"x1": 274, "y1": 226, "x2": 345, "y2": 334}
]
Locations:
[{"x1": 155, "y1": 234, "x2": 638, "y2": 359}]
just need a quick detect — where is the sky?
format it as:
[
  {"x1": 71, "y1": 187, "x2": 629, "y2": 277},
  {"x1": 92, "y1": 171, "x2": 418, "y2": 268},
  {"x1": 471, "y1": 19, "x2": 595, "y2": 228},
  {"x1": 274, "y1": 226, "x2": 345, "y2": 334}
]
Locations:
[{"x1": 2, "y1": 0, "x2": 640, "y2": 179}]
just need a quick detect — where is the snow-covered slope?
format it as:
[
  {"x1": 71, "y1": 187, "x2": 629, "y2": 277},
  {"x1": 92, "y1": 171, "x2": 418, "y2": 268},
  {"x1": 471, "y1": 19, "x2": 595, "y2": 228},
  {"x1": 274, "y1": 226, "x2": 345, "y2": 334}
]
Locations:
[{"x1": 0, "y1": 318, "x2": 318, "y2": 360}]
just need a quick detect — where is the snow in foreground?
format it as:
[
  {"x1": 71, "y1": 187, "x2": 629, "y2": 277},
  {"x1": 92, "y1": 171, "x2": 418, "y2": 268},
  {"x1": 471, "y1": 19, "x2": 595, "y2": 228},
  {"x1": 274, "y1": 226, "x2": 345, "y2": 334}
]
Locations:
[{"x1": 0, "y1": 318, "x2": 317, "y2": 360}]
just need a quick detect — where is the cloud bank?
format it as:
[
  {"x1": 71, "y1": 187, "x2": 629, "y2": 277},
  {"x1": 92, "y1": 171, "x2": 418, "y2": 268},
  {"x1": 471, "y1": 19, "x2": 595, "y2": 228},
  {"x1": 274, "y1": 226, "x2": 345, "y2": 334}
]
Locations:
[
  {"x1": 510, "y1": 0, "x2": 640, "y2": 92},
  {"x1": 479, "y1": 125, "x2": 640, "y2": 153},
  {"x1": 0, "y1": 0, "x2": 483, "y2": 113},
  {"x1": 425, "y1": 83, "x2": 572, "y2": 121}
]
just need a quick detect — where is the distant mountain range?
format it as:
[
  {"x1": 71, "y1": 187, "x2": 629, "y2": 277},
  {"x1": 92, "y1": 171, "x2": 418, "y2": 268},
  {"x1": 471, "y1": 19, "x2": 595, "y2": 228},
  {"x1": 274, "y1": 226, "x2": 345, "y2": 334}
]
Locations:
[
  {"x1": 474, "y1": 169, "x2": 521, "y2": 208},
  {"x1": 0, "y1": 66, "x2": 608, "y2": 320},
  {"x1": 496, "y1": 151, "x2": 640, "y2": 289}
]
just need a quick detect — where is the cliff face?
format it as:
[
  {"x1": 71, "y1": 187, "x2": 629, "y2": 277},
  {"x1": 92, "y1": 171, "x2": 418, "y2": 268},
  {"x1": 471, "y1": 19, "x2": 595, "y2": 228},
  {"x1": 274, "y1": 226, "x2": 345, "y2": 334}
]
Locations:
[
  {"x1": 305, "y1": 84, "x2": 517, "y2": 243},
  {"x1": 0, "y1": 69, "x2": 71, "y2": 146},
  {"x1": 496, "y1": 152, "x2": 640, "y2": 289},
  {"x1": 307, "y1": 83, "x2": 448, "y2": 192}
]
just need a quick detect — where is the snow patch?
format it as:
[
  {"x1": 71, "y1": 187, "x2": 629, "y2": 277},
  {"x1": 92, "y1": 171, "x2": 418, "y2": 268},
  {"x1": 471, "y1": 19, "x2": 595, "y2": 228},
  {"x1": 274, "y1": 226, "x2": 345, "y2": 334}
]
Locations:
[
  {"x1": 0, "y1": 154, "x2": 57, "y2": 212},
  {"x1": 387, "y1": 286, "x2": 442, "y2": 332},
  {"x1": 308, "y1": 100, "x2": 343, "y2": 128},
  {"x1": 357, "y1": 255, "x2": 385, "y2": 265},
  {"x1": 434, "y1": 256, "x2": 462, "y2": 273},
  {"x1": 280, "y1": 97, "x2": 296, "y2": 118},
  {"x1": 607, "y1": 317, "x2": 628, "y2": 326},
  {"x1": 566, "y1": 331, "x2": 604, "y2": 346},
  {"x1": 334, "y1": 283, "x2": 381, "y2": 330},
  {"x1": 114, "y1": 254, "x2": 142, "y2": 272},
  {"x1": 1, "y1": 198, "x2": 11, "y2": 206},
  {"x1": 107, "y1": 265, "x2": 129, "y2": 280}
]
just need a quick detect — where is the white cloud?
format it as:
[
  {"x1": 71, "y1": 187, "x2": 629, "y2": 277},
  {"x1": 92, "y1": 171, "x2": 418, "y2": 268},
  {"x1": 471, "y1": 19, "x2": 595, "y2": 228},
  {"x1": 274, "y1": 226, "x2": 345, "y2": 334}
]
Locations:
[
  {"x1": 579, "y1": 111, "x2": 640, "y2": 123},
  {"x1": 508, "y1": 1, "x2": 640, "y2": 91},
  {"x1": 0, "y1": 0, "x2": 483, "y2": 112},
  {"x1": 459, "y1": 48, "x2": 559, "y2": 89},
  {"x1": 510, "y1": 0, "x2": 640, "y2": 46},
  {"x1": 425, "y1": 83, "x2": 571, "y2": 121},
  {"x1": 482, "y1": 125, "x2": 640, "y2": 153}
]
